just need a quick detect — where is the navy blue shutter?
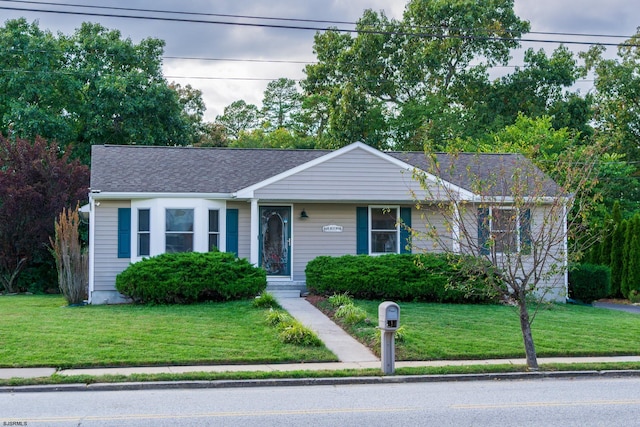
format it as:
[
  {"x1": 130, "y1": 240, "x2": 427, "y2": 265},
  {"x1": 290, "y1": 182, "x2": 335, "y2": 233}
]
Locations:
[
  {"x1": 400, "y1": 207, "x2": 412, "y2": 254},
  {"x1": 520, "y1": 209, "x2": 532, "y2": 255},
  {"x1": 226, "y1": 209, "x2": 239, "y2": 256},
  {"x1": 478, "y1": 208, "x2": 490, "y2": 255},
  {"x1": 117, "y1": 208, "x2": 131, "y2": 258},
  {"x1": 356, "y1": 207, "x2": 368, "y2": 254}
]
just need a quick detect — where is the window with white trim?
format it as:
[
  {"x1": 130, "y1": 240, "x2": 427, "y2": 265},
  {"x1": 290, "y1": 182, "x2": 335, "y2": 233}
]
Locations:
[
  {"x1": 491, "y1": 208, "x2": 517, "y2": 253},
  {"x1": 165, "y1": 208, "x2": 194, "y2": 253},
  {"x1": 370, "y1": 207, "x2": 399, "y2": 254},
  {"x1": 138, "y1": 208, "x2": 150, "y2": 256},
  {"x1": 478, "y1": 207, "x2": 531, "y2": 255},
  {"x1": 208, "y1": 209, "x2": 219, "y2": 251}
]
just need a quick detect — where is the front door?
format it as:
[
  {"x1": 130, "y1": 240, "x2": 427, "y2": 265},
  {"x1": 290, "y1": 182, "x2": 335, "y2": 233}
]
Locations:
[{"x1": 259, "y1": 206, "x2": 291, "y2": 276}]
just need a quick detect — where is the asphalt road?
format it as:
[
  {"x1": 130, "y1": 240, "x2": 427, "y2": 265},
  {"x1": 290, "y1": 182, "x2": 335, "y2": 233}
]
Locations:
[{"x1": 2, "y1": 376, "x2": 639, "y2": 426}]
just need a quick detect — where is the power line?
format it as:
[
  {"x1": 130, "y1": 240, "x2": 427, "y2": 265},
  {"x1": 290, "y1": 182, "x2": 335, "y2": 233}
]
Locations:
[
  {"x1": 3, "y1": 0, "x2": 636, "y2": 41},
  {"x1": 163, "y1": 56, "x2": 316, "y2": 65},
  {"x1": 0, "y1": 2, "x2": 638, "y2": 48}
]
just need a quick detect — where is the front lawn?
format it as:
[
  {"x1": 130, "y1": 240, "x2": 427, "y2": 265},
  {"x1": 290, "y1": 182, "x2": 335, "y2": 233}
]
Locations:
[
  {"x1": 0, "y1": 296, "x2": 337, "y2": 368},
  {"x1": 321, "y1": 299, "x2": 640, "y2": 360}
]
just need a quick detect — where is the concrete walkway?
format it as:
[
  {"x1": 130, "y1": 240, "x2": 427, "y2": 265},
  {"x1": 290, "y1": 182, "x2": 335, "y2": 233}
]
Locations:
[
  {"x1": 274, "y1": 295, "x2": 379, "y2": 363},
  {"x1": 4, "y1": 356, "x2": 640, "y2": 381}
]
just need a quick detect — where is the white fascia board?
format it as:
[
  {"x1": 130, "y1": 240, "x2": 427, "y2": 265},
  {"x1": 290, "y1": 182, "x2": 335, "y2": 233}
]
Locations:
[
  {"x1": 90, "y1": 192, "x2": 234, "y2": 200},
  {"x1": 468, "y1": 195, "x2": 564, "y2": 204}
]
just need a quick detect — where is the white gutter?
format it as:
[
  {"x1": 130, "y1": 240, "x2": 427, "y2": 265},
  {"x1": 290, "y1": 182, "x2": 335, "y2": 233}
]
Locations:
[{"x1": 90, "y1": 192, "x2": 234, "y2": 200}]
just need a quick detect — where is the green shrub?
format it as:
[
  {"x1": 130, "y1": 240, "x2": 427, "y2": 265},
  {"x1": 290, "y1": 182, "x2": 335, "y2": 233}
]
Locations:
[
  {"x1": 278, "y1": 320, "x2": 322, "y2": 346},
  {"x1": 305, "y1": 253, "x2": 498, "y2": 303},
  {"x1": 629, "y1": 290, "x2": 640, "y2": 304},
  {"x1": 568, "y1": 263, "x2": 611, "y2": 303},
  {"x1": 327, "y1": 292, "x2": 353, "y2": 308},
  {"x1": 265, "y1": 309, "x2": 292, "y2": 327},
  {"x1": 334, "y1": 303, "x2": 368, "y2": 324},
  {"x1": 253, "y1": 292, "x2": 281, "y2": 309},
  {"x1": 116, "y1": 251, "x2": 266, "y2": 304}
]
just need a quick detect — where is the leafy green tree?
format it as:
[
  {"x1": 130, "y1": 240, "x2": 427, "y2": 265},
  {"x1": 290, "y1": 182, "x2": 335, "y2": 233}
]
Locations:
[
  {"x1": 215, "y1": 100, "x2": 260, "y2": 139},
  {"x1": 0, "y1": 136, "x2": 89, "y2": 293},
  {"x1": 262, "y1": 78, "x2": 302, "y2": 132},
  {"x1": 610, "y1": 219, "x2": 626, "y2": 297},
  {"x1": 303, "y1": 0, "x2": 530, "y2": 150},
  {"x1": 0, "y1": 19, "x2": 74, "y2": 142},
  {"x1": 463, "y1": 46, "x2": 591, "y2": 139},
  {"x1": 0, "y1": 19, "x2": 199, "y2": 163},
  {"x1": 585, "y1": 31, "x2": 640, "y2": 167},
  {"x1": 621, "y1": 217, "x2": 634, "y2": 298},
  {"x1": 627, "y1": 233, "x2": 640, "y2": 298},
  {"x1": 171, "y1": 83, "x2": 207, "y2": 145},
  {"x1": 230, "y1": 128, "x2": 316, "y2": 149}
]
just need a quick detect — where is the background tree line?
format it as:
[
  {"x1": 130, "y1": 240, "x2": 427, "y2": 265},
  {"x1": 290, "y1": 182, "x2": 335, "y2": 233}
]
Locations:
[{"x1": 1, "y1": 0, "x2": 640, "y2": 294}]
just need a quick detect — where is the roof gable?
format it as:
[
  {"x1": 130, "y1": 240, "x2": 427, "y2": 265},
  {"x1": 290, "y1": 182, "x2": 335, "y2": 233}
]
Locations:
[{"x1": 90, "y1": 143, "x2": 558, "y2": 199}]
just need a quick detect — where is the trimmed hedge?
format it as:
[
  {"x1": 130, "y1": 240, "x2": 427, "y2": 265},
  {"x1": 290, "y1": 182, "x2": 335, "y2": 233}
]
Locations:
[
  {"x1": 305, "y1": 253, "x2": 498, "y2": 303},
  {"x1": 568, "y1": 263, "x2": 611, "y2": 304},
  {"x1": 116, "y1": 251, "x2": 266, "y2": 304}
]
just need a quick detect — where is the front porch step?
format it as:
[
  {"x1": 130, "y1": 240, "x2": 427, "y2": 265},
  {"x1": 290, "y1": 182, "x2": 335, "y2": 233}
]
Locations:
[
  {"x1": 266, "y1": 281, "x2": 307, "y2": 298},
  {"x1": 268, "y1": 289, "x2": 301, "y2": 298}
]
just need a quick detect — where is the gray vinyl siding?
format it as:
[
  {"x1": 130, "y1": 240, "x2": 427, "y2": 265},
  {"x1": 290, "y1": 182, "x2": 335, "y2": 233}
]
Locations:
[
  {"x1": 411, "y1": 205, "x2": 454, "y2": 252},
  {"x1": 291, "y1": 203, "x2": 358, "y2": 281},
  {"x1": 227, "y1": 201, "x2": 251, "y2": 260},
  {"x1": 255, "y1": 148, "x2": 434, "y2": 201},
  {"x1": 93, "y1": 200, "x2": 131, "y2": 292}
]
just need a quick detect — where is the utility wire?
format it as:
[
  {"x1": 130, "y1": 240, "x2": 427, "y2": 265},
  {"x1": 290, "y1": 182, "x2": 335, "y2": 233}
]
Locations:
[
  {"x1": 0, "y1": 3, "x2": 638, "y2": 48},
  {"x1": 2, "y1": 0, "x2": 636, "y2": 40}
]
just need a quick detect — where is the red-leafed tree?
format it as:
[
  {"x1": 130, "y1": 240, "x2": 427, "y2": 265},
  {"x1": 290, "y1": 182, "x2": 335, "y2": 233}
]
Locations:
[{"x1": 0, "y1": 136, "x2": 89, "y2": 293}]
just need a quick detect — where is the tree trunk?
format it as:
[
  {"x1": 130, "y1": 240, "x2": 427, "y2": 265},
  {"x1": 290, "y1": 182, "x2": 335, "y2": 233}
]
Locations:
[{"x1": 518, "y1": 298, "x2": 539, "y2": 370}]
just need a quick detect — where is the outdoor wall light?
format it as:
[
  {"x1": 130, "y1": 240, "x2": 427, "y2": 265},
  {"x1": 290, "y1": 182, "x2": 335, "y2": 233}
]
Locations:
[{"x1": 300, "y1": 209, "x2": 309, "y2": 219}]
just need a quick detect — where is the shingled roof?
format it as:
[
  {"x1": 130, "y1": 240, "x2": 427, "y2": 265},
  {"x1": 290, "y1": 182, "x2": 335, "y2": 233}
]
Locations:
[{"x1": 90, "y1": 144, "x2": 559, "y2": 196}]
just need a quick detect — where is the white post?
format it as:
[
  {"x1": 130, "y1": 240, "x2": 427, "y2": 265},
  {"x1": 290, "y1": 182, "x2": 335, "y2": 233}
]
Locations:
[{"x1": 250, "y1": 198, "x2": 259, "y2": 266}]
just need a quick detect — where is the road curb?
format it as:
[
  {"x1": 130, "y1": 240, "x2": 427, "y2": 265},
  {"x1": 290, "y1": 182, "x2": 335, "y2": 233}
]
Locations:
[{"x1": 2, "y1": 369, "x2": 640, "y2": 393}]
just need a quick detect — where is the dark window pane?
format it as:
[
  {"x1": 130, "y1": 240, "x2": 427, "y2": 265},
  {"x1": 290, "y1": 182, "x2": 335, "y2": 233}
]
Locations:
[
  {"x1": 138, "y1": 233, "x2": 150, "y2": 256},
  {"x1": 371, "y1": 208, "x2": 397, "y2": 230},
  {"x1": 209, "y1": 210, "x2": 219, "y2": 233},
  {"x1": 492, "y1": 209, "x2": 517, "y2": 252},
  {"x1": 209, "y1": 234, "x2": 219, "y2": 251},
  {"x1": 138, "y1": 209, "x2": 150, "y2": 232},
  {"x1": 372, "y1": 231, "x2": 397, "y2": 253},
  {"x1": 166, "y1": 209, "x2": 194, "y2": 232},
  {"x1": 166, "y1": 233, "x2": 193, "y2": 253}
]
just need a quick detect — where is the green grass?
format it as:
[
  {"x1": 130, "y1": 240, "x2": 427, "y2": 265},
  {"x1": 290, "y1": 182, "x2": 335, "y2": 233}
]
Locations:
[
  {"x1": 0, "y1": 295, "x2": 336, "y2": 368},
  {"x1": 338, "y1": 300, "x2": 640, "y2": 360},
  {"x1": 2, "y1": 295, "x2": 639, "y2": 372}
]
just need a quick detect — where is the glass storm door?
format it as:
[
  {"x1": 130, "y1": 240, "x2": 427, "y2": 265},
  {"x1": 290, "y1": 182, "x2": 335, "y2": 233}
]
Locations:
[{"x1": 259, "y1": 206, "x2": 291, "y2": 276}]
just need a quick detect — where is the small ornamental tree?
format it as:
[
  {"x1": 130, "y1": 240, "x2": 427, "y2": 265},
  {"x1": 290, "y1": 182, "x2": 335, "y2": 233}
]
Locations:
[
  {"x1": 0, "y1": 136, "x2": 89, "y2": 293},
  {"x1": 409, "y1": 143, "x2": 602, "y2": 370}
]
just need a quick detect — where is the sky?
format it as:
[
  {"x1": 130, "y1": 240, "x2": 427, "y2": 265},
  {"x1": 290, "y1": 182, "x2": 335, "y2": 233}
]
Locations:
[{"x1": 1, "y1": 0, "x2": 639, "y2": 121}]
